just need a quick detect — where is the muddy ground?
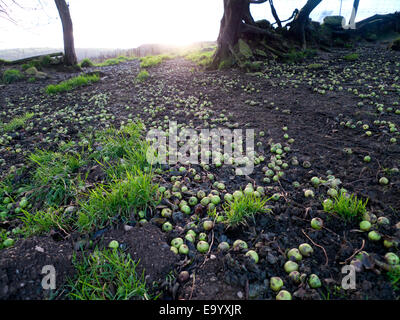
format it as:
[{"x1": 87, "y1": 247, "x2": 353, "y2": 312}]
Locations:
[{"x1": 0, "y1": 42, "x2": 399, "y2": 300}]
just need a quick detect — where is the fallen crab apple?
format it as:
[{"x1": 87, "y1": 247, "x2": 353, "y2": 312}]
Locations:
[
  {"x1": 162, "y1": 222, "x2": 173, "y2": 232},
  {"x1": 179, "y1": 244, "x2": 189, "y2": 255},
  {"x1": 377, "y1": 217, "x2": 390, "y2": 226},
  {"x1": 233, "y1": 239, "x2": 248, "y2": 250},
  {"x1": 218, "y1": 242, "x2": 230, "y2": 252},
  {"x1": 181, "y1": 205, "x2": 191, "y2": 215},
  {"x1": 327, "y1": 188, "x2": 338, "y2": 198},
  {"x1": 364, "y1": 155, "x2": 371, "y2": 163},
  {"x1": 311, "y1": 217, "x2": 324, "y2": 230},
  {"x1": 385, "y1": 252, "x2": 399, "y2": 265},
  {"x1": 379, "y1": 177, "x2": 389, "y2": 185},
  {"x1": 360, "y1": 220, "x2": 372, "y2": 231},
  {"x1": 203, "y1": 220, "x2": 214, "y2": 231},
  {"x1": 197, "y1": 241, "x2": 210, "y2": 253},
  {"x1": 108, "y1": 240, "x2": 119, "y2": 249},
  {"x1": 298, "y1": 243, "x2": 313, "y2": 257},
  {"x1": 289, "y1": 271, "x2": 301, "y2": 284},
  {"x1": 284, "y1": 261, "x2": 299, "y2": 273},
  {"x1": 308, "y1": 274, "x2": 322, "y2": 288},
  {"x1": 310, "y1": 177, "x2": 320, "y2": 186},
  {"x1": 287, "y1": 248, "x2": 302, "y2": 261},
  {"x1": 384, "y1": 240, "x2": 396, "y2": 249},
  {"x1": 323, "y1": 199, "x2": 334, "y2": 211},
  {"x1": 276, "y1": 290, "x2": 292, "y2": 300},
  {"x1": 245, "y1": 250, "x2": 259, "y2": 263},
  {"x1": 270, "y1": 277, "x2": 284, "y2": 292},
  {"x1": 368, "y1": 231, "x2": 381, "y2": 241},
  {"x1": 304, "y1": 190, "x2": 315, "y2": 198},
  {"x1": 161, "y1": 208, "x2": 172, "y2": 218},
  {"x1": 171, "y1": 237, "x2": 184, "y2": 248},
  {"x1": 185, "y1": 233, "x2": 195, "y2": 243}
]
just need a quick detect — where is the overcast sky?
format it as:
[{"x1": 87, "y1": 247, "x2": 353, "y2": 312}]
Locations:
[{"x1": 0, "y1": 0, "x2": 399, "y2": 49}]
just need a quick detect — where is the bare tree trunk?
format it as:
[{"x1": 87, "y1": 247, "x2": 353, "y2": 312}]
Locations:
[
  {"x1": 211, "y1": 0, "x2": 277, "y2": 69},
  {"x1": 288, "y1": 0, "x2": 322, "y2": 49},
  {"x1": 54, "y1": 0, "x2": 77, "y2": 66},
  {"x1": 210, "y1": 0, "x2": 248, "y2": 69}
]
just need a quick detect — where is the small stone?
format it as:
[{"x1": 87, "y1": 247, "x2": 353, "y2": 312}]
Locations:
[
  {"x1": 35, "y1": 246, "x2": 44, "y2": 253},
  {"x1": 237, "y1": 291, "x2": 244, "y2": 299},
  {"x1": 64, "y1": 206, "x2": 77, "y2": 214},
  {"x1": 178, "y1": 271, "x2": 190, "y2": 283},
  {"x1": 124, "y1": 225, "x2": 134, "y2": 232}
]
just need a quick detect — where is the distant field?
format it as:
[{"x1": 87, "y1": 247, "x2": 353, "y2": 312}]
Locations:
[
  {"x1": 0, "y1": 42, "x2": 216, "y2": 62},
  {"x1": 0, "y1": 48, "x2": 127, "y2": 62}
]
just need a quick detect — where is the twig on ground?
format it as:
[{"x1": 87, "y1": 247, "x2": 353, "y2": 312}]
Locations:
[
  {"x1": 199, "y1": 229, "x2": 215, "y2": 268},
  {"x1": 341, "y1": 239, "x2": 365, "y2": 265},
  {"x1": 189, "y1": 272, "x2": 196, "y2": 300},
  {"x1": 302, "y1": 229, "x2": 329, "y2": 266}
]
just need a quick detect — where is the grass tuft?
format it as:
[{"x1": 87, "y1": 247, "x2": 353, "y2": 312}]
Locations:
[
  {"x1": 185, "y1": 49, "x2": 215, "y2": 67},
  {"x1": 20, "y1": 208, "x2": 72, "y2": 236},
  {"x1": 80, "y1": 58, "x2": 94, "y2": 68},
  {"x1": 388, "y1": 267, "x2": 400, "y2": 291},
  {"x1": 2, "y1": 69, "x2": 24, "y2": 84},
  {"x1": 223, "y1": 193, "x2": 271, "y2": 228},
  {"x1": 284, "y1": 49, "x2": 317, "y2": 63},
  {"x1": 46, "y1": 73, "x2": 100, "y2": 94},
  {"x1": 323, "y1": 192, "x2": 368, "y2": 222},
  {"x1": 307, "y1": 63, "x2": 323, "y2": 69},
  {"x1": 139, "y1": 54, "x2": 173, "y2": 68},
  {"x1": 28, "y1": 150, "x2": 86, "y2": 207},
  {"x1": 0, "y1": 58, "x2": 11, "y2": 66},
  {"x1": 344, "y1": 53, "x2": 359, "y2": 61},
  {"x1": 95, "y1": 56, "x2": 136, "y2": 67},
  {"x1": 91, "y1": 122, "x2": 151, "y2": 179},
  {"x1": 77, "y1": 170, "x2": 159, "y2": 232},
  {"x1": 0, "y1": 112, "x2": 34, "y2": 133},
  {"x1": 136, "y1": 70, "x2": 150, "y2": 82},
  {"x1": 67, "y1": 248, "x2": 153, "y2": 300}
]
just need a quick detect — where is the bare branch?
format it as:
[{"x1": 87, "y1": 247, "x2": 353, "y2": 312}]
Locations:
[
  {"x1": 269, "y1": 0, "x2": 282, "y2": 28},
  {"x1": 248, "y1": 0, "x2": 268, "y2": 4}
]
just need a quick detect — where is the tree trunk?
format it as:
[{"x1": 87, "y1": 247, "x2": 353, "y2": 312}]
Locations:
[
  {"x1": 211, "y1": 0, "x2": 249, "y2": 69},
  {"x1": 288, "y1": 0, "x2": 322, "y2": 49},
  {"x1": 210, "y1": 0, "x2": 283, "y2": 69},
  {"x1": 54, "y1": 0, "x2": 77, "y2": 66}
]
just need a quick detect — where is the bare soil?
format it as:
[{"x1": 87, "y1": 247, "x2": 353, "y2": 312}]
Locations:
[{"x1": 0, "y1": 43, "x2": 399, "y2": 300}]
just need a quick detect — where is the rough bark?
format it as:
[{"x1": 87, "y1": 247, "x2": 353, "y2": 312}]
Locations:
[
  {"x1": 211, "y1": 0, "x2": 248, "y2": 69},
  {"x1": 54, "y1": 0, "x2": 77, "y2": 66},
  {"x1": 211, "y1": 0, "x2": 277, "y2": 69},
  {"x1": 288, "y1": 0, "x2": 322, "y2": 48}
]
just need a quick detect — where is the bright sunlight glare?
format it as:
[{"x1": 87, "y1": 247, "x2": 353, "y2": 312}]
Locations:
[{"x1": 0, "y1": 0, "x2": 398, "y2": 49}]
